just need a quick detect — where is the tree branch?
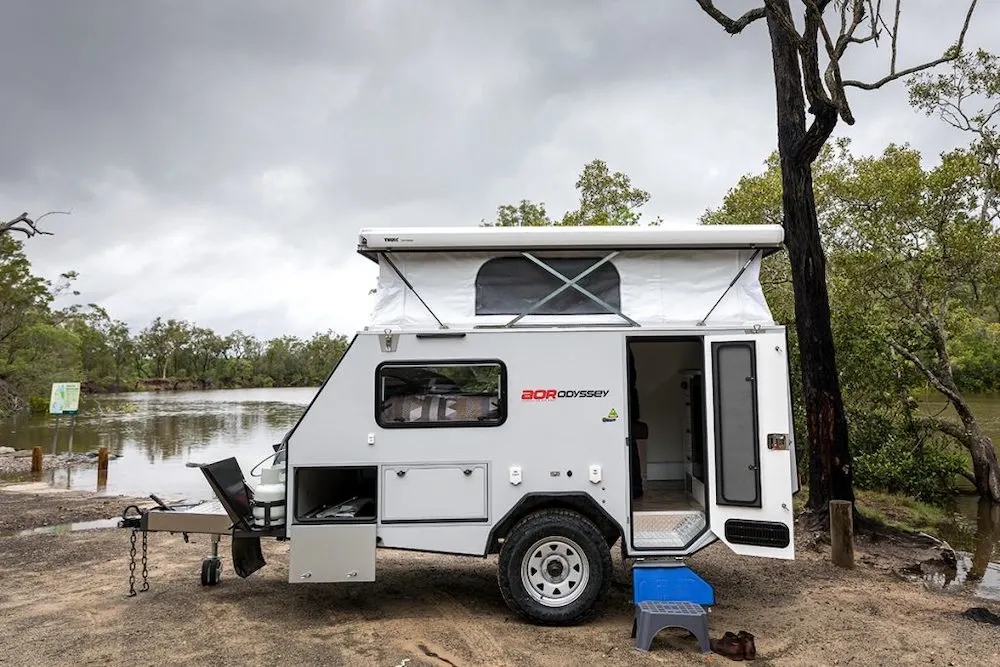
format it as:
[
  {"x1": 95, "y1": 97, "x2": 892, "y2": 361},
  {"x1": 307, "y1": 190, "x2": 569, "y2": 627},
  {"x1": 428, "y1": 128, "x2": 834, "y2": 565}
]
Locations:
[
  {"x1": 801, "y1": 1, "x2": 836, "y2": 112},
  {"x1": 956, "y1": 468, "x2": 977, "y2": 486},
  {"x1": 842, "y1": 0, "x2": 978, "y2": 90},
  {"x1": 889, "y1": 0, "x2": 901, "y2": 73},
  {"x1": 833, "y1": 0, "x2": 872, "y2": 59},
  {"x1": 0, "y1": 210, "x2": 71, "y2": 238},
  {"x1": 914, "y1": 415, "x2": 971, "y2": 443},
  {"x1": 887, "y1": 339, "x2": 964, "y2": 407},
  {"x1": 694, "y1": 0, "x2": 767, "y2": 34},
  {"x1": 795, "y1": 101, "x2": 840, "y2": 162}
]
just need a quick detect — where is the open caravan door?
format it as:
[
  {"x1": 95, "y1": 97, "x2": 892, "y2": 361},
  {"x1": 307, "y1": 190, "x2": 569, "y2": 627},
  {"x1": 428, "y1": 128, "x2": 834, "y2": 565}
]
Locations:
[{"x1": 703, "y1": 331, "x2": 795, "y2": 559}]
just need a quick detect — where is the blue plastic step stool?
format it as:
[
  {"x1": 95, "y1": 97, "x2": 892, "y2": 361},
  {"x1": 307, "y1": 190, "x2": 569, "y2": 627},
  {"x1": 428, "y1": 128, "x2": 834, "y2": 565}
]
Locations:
[
  {"x1": 631, "y1": 600, "x2": 711, "y2": 653},
  {"x1": 630, "y1": 561, "x2": 715, "y2": 653},
  {"x1": 632, "y1": 561, "x2": 715, "y2": 606}
]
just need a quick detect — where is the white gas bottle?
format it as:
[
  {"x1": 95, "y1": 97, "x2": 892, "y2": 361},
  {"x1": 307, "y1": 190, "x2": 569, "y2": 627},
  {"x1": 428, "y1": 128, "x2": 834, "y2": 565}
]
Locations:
[{"x1": 252, "y1": 462, "x2": 286, "y2": 527}]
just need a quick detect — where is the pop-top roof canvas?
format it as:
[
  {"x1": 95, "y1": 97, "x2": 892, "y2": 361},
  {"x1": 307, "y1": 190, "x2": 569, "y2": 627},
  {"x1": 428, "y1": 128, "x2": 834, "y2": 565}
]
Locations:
[{"x1": 366, "y1": 247, "x2": 775, "y2": 329}]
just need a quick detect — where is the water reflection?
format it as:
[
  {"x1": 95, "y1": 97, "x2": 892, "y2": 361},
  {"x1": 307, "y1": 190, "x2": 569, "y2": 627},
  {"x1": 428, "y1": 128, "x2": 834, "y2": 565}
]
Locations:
[
  {"x1": 969, "y1": 499, "x2": 999, "y2": 582},
  {"x1": 0, "y1": 388, "x2": 315, "y2": 499},
  {"x1": 920, "y1": 498, "x2": 1000, "y2": 601}
]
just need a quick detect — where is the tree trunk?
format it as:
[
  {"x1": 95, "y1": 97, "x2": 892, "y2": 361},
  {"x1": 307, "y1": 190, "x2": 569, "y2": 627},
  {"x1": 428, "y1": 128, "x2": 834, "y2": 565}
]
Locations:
[
  {"x1": 783, "y1": 159, "x2": 856, "y2": 517},
  {"x1": 766, "y1": 3, "x2": 855, "y2": 526},
  {"x1": 968, "y1": 433, "x2": 1000, "y2": 502},
  {"x1": 950, "y1": 390, "x2": 1000, "y2": 503}
]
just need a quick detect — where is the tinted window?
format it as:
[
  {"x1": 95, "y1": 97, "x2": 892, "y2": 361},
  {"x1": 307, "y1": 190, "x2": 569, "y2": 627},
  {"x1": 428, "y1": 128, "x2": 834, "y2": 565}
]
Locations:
[
  {"x1": 712, "y1": 342, "x2": 761, "y2": 507},
  {"x1": 475, "y1": 257, "x2": 621, "y2": 315},
  {"x1": 377, "y1": 362, "x2": 505, "y2": 428}
]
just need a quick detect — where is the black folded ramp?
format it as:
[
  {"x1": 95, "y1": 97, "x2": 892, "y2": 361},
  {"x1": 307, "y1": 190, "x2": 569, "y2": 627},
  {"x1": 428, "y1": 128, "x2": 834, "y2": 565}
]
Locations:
[
  {"x1": 195, "y1": 456, "x2": 267, "y2": 578},
  {"x1": 197, "y1": 457, "x2": 255, "y2": 529}
]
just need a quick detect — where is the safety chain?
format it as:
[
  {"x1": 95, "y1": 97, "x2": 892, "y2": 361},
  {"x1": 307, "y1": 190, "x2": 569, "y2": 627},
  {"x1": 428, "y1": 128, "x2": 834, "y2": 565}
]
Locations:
[
  {"x1": 121, "y1": 505, "x2": 149, "y2": 597},
  {"x1": 126, "y1": 528, "x2": 150, "y2": 596},
  {"x1": 141, "y1": 530, "x2": 149, "y2": 592},
  {"x1": 127, "y1": 529, "x2": 137, "y2": 596}
]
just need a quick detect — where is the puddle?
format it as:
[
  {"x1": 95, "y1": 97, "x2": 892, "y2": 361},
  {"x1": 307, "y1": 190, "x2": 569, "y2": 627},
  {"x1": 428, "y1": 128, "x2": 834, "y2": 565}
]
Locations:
[
  {"x1": 917, "y1": 497, "x2": 1000, "y2": 601},
  {"x1": 914, "y1": 553, "x2": 1000, "y2": 601},
  {"x1": 8, "y1": 517, "x2": 121, "y2": 538}
]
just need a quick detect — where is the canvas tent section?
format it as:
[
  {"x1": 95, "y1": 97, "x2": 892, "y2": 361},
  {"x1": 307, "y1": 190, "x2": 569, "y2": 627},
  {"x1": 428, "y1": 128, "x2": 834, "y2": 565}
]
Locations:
[{"x1": 358, "y1": 225, "x2": 783, "y2": 329}]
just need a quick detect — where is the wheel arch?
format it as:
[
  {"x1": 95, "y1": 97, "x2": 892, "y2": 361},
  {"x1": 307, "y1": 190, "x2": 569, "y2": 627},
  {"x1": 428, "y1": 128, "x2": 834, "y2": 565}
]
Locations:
[{"x1": 484, "y1": 492, "x2": 624, "y2": 555}]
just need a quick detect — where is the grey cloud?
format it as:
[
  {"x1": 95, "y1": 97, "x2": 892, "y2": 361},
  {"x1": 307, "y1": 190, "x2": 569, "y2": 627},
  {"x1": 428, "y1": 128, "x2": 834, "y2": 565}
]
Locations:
[{"x1": 1, "y1": 0, "x2": 997, "y2": 339}]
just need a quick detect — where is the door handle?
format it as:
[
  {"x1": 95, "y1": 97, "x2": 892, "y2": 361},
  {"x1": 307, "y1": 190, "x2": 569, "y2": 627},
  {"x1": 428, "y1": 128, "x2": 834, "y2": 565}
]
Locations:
[
  {"x1": 463, "y1": 468, "x2": 473, "y2": 476},
  {"x1": 396, "y1": 469, "x2": 406, "y2": 477}
]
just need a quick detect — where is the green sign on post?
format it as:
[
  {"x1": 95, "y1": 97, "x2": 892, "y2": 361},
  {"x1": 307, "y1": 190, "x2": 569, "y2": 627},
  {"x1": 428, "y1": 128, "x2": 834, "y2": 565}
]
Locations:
[{"x1": 49, "y1": 382, "x2": 81, "y2": 415}]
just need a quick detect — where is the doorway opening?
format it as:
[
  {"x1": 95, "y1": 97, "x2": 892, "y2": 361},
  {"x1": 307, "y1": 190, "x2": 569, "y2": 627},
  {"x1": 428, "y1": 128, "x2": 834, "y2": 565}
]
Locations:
[{"x1": 627, "y1": 337, "x2": 708, "y2": 550}]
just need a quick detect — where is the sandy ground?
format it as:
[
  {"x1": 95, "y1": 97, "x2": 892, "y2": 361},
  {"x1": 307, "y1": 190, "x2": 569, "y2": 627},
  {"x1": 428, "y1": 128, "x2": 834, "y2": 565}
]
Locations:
[{"x1": 1, "y1": 484, "x2": 998, "y2": 667}]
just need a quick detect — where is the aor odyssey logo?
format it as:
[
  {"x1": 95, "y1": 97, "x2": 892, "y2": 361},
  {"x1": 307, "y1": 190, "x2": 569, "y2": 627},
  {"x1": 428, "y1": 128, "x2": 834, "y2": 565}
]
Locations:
[{"x1": 521, "y1": 388, "x2": 610, "y2": 400}]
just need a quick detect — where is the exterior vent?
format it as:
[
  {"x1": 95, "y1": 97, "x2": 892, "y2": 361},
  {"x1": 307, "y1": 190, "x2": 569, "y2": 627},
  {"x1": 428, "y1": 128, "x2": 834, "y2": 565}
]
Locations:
[{"x1": 724, "y1": 519, "x2": 790, "y2": 548}]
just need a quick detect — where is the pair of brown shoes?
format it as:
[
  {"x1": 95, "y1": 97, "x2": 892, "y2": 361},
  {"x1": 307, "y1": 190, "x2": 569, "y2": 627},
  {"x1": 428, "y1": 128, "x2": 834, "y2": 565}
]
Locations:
[{"x1": 710, "y1": 631, "x2": 756, "y2": 661}]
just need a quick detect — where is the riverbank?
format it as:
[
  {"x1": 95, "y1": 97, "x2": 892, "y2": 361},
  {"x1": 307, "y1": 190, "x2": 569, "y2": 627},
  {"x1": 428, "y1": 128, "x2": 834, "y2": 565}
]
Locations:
[
  {"x1": 0, "y1": 483, "x2": 149, "y2": 534},
  {"x1": 0, "y1": 449, "x2": 120, "y2": 477},
  {"x1": 1, "y1": 484, "x2": 998, "y2": 665}
]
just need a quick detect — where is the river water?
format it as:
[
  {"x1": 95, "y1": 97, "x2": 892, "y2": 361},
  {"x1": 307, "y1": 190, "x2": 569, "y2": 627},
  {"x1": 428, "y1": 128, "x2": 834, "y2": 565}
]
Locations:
[
  {"x1": 1, "y1": 387, "x2": 997, "y2": 584},
  {"x1": 0, "y1": 388, "x2": 315, "y2": 499}
]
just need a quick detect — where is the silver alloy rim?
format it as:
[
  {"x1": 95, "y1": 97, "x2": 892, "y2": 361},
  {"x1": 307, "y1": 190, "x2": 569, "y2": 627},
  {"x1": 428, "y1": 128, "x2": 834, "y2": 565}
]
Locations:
[{"x1": 520, "y1": 536, "x2": 590, "y2": 607}]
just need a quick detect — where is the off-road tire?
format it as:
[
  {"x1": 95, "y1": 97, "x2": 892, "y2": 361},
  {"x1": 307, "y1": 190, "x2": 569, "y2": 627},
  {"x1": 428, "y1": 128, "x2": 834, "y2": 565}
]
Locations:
[{"x1": 497, "y1": 508, "x2": 612, "y2": 626}]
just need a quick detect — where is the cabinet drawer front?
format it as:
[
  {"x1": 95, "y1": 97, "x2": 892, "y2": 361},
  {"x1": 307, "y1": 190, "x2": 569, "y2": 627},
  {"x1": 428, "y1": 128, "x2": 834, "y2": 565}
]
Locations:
[
  {"x1": 289, "y1": 523, "x2": 376, "y2": 583},
  {"x1": 382, "y1": 464, "x2": 488, "y2": 522}
]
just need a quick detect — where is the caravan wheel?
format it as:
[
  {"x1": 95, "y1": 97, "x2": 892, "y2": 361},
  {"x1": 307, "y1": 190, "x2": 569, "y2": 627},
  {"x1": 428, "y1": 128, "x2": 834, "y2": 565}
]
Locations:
[{"x1": 497, "y1": 509, "x2": 612, "y2": 626}]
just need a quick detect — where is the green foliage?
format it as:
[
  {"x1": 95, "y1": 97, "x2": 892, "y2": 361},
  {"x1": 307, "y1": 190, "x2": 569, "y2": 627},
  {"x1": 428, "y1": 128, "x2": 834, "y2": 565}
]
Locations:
[
  {"x1": 949, "y1": 317, "x2": 1000, "y2": 393},
  {"x1": 485, "y1": 159, "x2": 661, "y2": 227},
  {"x1": 5, "y1": 322, "x2": 83, "y2": 406},
  {"x1": 559, "y1": 159, "x2": 656, "y2": 226},
  {"x1": 853, "y1": 437, "x2": 967, "y2": 504},
  {"x1": 0, "y1": 235, "x2": 52, "y2": 348},
  {"x1": 492, "y1": 200, "x2": 552, "y2": 227}
]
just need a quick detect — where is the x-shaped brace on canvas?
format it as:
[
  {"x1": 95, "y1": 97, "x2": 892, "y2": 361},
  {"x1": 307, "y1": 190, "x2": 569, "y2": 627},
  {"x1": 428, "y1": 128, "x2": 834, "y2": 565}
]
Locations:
[{"x1": 503, "y1": 251, "x2": 639, "y2": 328}]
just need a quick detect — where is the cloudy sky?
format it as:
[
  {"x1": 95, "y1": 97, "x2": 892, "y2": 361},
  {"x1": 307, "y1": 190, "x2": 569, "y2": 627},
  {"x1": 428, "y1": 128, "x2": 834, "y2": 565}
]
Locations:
[{"x1": 2, "y1": 0, "x2": 996, "y2": 341}]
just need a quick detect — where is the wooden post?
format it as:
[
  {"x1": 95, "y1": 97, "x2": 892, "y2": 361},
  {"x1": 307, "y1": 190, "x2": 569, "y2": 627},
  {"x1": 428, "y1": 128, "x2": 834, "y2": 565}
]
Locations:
[
  {"x1": 830, "y1": 499, "x2": 855, "y2": 568},
  {"x1": 31, "y1": 446, "x2": 43, "y2": 474},
  {"x1": 96, "y1": 447, "x2": 109, "y2": 490}
]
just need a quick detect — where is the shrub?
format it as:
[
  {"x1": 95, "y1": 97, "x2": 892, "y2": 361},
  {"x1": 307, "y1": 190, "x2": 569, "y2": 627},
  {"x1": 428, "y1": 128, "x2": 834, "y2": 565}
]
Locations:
[{"x1": 853, "y1": 436, "x2": 966, "y2": 504}]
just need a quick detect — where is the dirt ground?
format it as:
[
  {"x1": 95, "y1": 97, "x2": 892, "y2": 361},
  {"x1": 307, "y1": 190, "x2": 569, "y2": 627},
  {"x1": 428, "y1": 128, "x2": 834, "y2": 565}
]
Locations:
[{"x1": 1, "y1": 483, "x2": 998, "y2": 667}]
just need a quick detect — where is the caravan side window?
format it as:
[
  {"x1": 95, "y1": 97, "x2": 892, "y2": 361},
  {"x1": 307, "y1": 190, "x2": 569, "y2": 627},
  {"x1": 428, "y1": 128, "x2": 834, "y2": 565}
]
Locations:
[
  {"x1": 376, "y1": 361, "x2": 506, "y2": 428},
  {"x1": 475, "y1": 257, "x2": 621, "y2": 315}
]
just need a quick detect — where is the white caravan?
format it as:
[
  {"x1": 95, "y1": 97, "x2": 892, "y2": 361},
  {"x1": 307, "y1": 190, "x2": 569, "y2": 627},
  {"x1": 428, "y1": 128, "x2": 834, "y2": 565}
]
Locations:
[{"x1": 122, "y1": 223, "x2": 799, "y2": 626}]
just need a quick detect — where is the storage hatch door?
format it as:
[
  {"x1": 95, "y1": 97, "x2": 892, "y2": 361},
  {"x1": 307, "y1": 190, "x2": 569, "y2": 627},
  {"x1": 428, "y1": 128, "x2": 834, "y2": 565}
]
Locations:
[
  {"x1": 288, "y1": 524, "x2": 376, "y2": 583},
  {"x1": 382, "y1": 463, "x2": 488, "y2": 523}
]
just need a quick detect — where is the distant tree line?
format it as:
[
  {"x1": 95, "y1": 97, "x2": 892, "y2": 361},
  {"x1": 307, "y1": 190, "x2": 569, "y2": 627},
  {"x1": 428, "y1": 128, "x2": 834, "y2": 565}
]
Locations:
[{"x1": 0, "y1": 230, "x2": 348, "y2": 415}]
